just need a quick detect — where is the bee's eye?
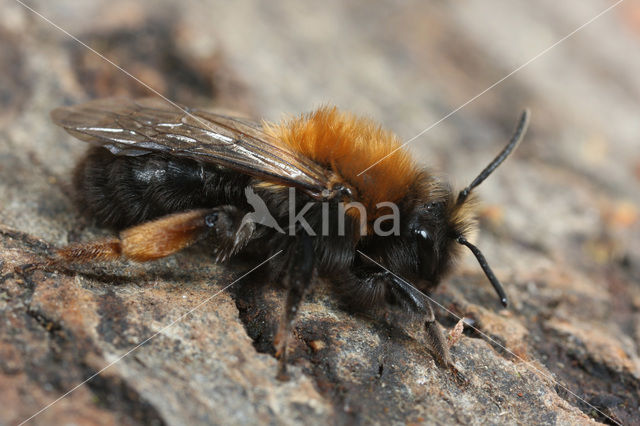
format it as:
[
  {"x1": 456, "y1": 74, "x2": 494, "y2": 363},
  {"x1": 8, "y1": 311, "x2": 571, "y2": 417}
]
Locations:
[
  {"x1": 413, "y1": 227, "x2": 431, "y2": 241},
  {"x1": 414, "y1": 226, "x2": 437, "y2": 277},
  {"x1": 416, "y1": 228, "x2": 429, "y2": 239}
]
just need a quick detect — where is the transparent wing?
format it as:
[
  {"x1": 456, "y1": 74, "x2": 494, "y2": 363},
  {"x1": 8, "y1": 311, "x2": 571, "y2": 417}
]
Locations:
[{"x1": 51, "y1": 98, "x2": 331, "y2": 197}]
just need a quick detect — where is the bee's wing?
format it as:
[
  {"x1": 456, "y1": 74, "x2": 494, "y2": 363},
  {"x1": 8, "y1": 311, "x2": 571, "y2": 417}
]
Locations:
[{"x1": 51, "y1": 98, "x2": 331, "y2": 198}]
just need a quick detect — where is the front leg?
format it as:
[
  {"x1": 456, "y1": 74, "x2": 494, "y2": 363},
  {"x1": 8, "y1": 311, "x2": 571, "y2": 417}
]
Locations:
[
  {"x1": 337, "y1": 268, "x2": 454, "y2": 371},
  {"x1": 386, "y1": 275, "x2": 452, "y2": 368}
]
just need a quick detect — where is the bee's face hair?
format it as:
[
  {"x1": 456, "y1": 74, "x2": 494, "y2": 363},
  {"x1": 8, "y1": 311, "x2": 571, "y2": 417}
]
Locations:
[{"x1": 453, "y1": 109, "x2": 530, "y2": 307}]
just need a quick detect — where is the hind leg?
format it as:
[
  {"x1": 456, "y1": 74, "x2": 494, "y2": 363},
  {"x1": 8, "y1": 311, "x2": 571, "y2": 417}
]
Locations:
[{"x1": 50, "y1": 206, "x2": 253, "y2": 266}]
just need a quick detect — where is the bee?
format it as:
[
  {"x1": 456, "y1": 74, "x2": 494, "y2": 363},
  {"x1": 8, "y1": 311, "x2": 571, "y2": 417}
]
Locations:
[{"x1": 49, "y1": 98, "x2": 529, "y2": 379}]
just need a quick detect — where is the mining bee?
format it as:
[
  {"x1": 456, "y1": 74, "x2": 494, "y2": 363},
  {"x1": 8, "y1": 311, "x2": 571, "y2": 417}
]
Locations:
[{"x1": 49, "y1": 98, "x2": 529, "y2": 379}]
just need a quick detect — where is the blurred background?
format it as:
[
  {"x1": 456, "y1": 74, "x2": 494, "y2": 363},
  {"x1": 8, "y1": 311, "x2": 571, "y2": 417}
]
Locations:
[{"x1": 0, "y1": 0, "x2": 638, "y2": 424}]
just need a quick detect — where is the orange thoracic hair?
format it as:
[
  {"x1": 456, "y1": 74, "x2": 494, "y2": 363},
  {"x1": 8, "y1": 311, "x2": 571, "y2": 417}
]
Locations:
[{"x1": 264, "y1": 107, "x2": 419, "y2": 213}]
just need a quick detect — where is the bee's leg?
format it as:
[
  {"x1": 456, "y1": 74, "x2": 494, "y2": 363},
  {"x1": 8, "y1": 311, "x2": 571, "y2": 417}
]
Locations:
[
  {"x1": 337, "y1": 269, "x2": 464, "y2": 382},
  {"x1": 274, "y1": 233, "x2": 315, "y2": 381},
  {"x1": 386, "y1": 276, "x2": 454, "y2": 369},
  {"x1": 51, "y1": 206, "x2": 252, "y2": 266},
  {"x1": 423, "y1": 302, "x2": 453, "y2": 368}
]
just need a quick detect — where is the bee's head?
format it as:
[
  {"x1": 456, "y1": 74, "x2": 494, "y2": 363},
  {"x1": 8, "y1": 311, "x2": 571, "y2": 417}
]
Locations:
[{"x1": 409, "y1": 109, "x2": 530, "y2": 307}]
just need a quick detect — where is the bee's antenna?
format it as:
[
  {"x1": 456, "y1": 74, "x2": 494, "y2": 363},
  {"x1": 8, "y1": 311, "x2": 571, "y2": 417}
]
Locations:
[
  {"x1": 457, "y1": 109, "x2": 530, "y2": 204},
  {"x1": 457, "y1": 236, "x2": 508, "y2": 307}
]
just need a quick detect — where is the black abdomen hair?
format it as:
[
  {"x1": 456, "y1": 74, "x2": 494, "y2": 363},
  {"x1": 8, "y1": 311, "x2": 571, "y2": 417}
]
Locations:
[{"x1": 73, "y1": 147, "x2": 250, "y2": 229}]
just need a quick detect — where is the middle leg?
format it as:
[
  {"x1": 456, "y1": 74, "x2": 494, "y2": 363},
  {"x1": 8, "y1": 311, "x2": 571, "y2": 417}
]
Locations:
[{"x1": 274, "y1": 233, "x2": 315, "y2": 381}]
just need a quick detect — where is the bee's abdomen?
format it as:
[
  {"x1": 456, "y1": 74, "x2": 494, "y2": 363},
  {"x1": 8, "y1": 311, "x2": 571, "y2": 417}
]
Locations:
[{"x1": 73, "y1": 147, "x2": 250, "y2": 229}]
